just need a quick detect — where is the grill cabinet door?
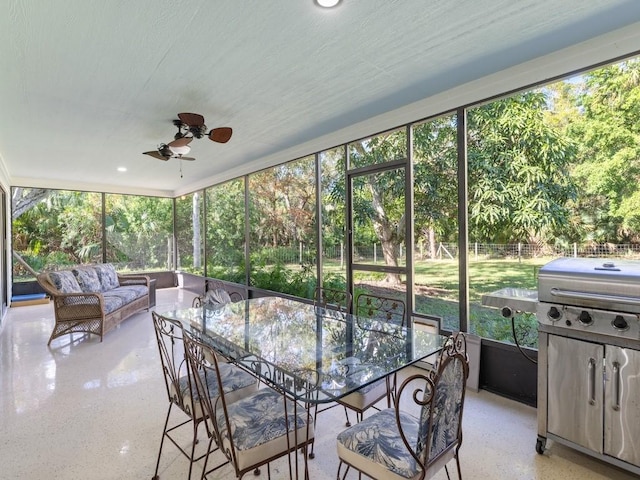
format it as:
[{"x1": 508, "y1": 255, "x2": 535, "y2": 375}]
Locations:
[
  {"x1": 547, "y1": 335, "x2": 603, "y2": 453},
  {"x1": 605, "y1": 346, "x2": 640, "y2": 467}
]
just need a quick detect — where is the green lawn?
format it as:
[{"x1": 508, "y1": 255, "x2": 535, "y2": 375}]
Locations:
[
  {"x1": 413, "y1": 257, "x2": 545, "y2": 346},
  {"x1": 416, "y1": 257, "x2": 548, "y2": 302},
  {"x1": 323, "y1": 256, "x2": 547, "y2": 347},
  {"x1": 323, "y1": 256, "x2": 548, "y2": 302}
]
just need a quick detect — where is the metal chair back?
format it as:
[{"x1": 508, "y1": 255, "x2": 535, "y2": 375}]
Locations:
[{"x1": 356, "y1": 292, "x2": 407, "y2": 327}]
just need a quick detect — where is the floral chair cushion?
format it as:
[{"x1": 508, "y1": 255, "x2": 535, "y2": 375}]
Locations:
[
  {"x1": 202, "y1": 288, "x2": 232, "y2": 306},
  {"x1": 72, "y1": 267, "x2": 103, "y2": 293},
  {"x1": 48, "y1": 270, "x2": 82, "y2": 294},
  {"x1": 417, "y1": 356, "x2": 465, "y2": 459},
  {"x1": 214, "y1": 388, "x2": 313, "y2": 471},
  {"x1": 93, "y1": 263, "x2": 120, "y2": 291},
  {"x1": 337, "y1": 407, "x2": 420, "y2": 479},
  {"x1": 177, "y1": 362, "x2": 257, "y2": 419}
]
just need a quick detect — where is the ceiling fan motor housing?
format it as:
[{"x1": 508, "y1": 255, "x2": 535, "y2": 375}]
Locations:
[
  {"x1": 159, "y1": 144, "x2": 172, "y2": 157},
  {"x1": 190, "y1": 124, "x2": 208, "y2": 138}
]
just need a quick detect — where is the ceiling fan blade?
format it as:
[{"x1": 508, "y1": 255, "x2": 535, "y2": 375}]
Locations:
[
  {"x1": 209, "y1": 127, "x2": 233, "y2": 143},
  {"x1": 143, "y1": 151, "x2": 169, "y2": 161},
  {"x1": 178, "y1": 156, "x2": 196, "y2": 161},
  {"x1": 178, "y1": 112, "x2": 205, "y2": 127},
  {"x1": 168, "y1": 136, "x2": 192, "y2": 148}
]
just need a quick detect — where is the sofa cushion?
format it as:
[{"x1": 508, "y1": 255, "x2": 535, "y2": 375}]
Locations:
[
  {"x1": 103, "y1": 285, "x2": 148, "y2": 306},
  {"x1": 102, "y1": 295, "x2": 125, "y2": 314},
  {"x1": 93, "y1": 263, "x2": 120, "y2": 291},
  {"x1": 48, "y1": 271, "x2": 82, "y2": 294},
  {"x1": 72, "y1": 267, "x2": 103, "y2": 293}
]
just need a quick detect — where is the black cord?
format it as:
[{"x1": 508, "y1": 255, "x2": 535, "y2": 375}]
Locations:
[{"x1": 511, "y1": 315, "x2": 537, "y2": 364}]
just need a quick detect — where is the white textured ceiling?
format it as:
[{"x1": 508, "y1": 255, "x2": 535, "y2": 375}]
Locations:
[{"x1": 1, "y1": 0, "x2": 640, "y2": 197}]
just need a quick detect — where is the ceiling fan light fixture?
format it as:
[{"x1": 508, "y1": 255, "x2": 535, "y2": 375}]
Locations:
[
  {"x1": 168, "y1": 144, "x2": 191, "y2": 155},
  {"x1": 315, "y1": 0, "x2": 341, "y2": 8}
]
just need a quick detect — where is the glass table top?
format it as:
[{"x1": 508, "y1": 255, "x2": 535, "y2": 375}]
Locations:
[{"x1": 161, "y1": 296, "x2": 446, "y2": 403}]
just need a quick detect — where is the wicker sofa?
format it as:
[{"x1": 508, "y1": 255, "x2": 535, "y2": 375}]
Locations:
[{"x1": 37, "y1": 263, "x2": 150, "y2": 345}]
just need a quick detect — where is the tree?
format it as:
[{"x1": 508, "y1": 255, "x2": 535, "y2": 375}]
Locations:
[
  {"x1": 12, "y1": 187, "x2": 51, "y2": 219},
  {"x1": 350, "y1": 130, "x2": 407, "y2": 284},
  {"x1": 467, "y1": 91, "x2": 577, "y2": 244},
  {"x1": 413, "y1": 115, "x2": 459, "y2": 258},
  {"x1": 206, "y1": 178, "x2": 246, "y2": 281},
  {"x1": 567, "y1": 60, "x2": 640, "y2": 242}
]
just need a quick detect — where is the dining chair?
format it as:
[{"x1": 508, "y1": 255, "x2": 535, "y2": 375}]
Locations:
[
  {"x1": 336, "y1": 332, "x2": 469, "y2": 480},
  {"x1": 151, "y1": 312, "x2": 258, "y2": 480},
  {"x1": 337, "y1": 293, "x2": 407, "y2": 427},
  {"x1": 314, "y1": 286, "x2": 352, "y2": 313},
  {"x1": 192, "y1": 280, "x2": 244, "y2": 308},
  {"x1": 306, "y1": 287, "x2": 354, "y2": 456},
  {"x1": 182, "y1": 332, "x2": 315, "y2": 480}
]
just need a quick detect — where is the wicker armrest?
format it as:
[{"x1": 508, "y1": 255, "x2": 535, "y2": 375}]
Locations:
[
  {"x1": 118, "y1": 274, "x2": 150, "y2": 287},
  {"x1": 53, "y1": 292, "x2": 104, "y2": 320}
]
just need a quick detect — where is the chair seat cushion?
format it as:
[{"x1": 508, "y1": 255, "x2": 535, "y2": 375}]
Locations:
[
  {"x1": 216, "y1": 388, "x2": 314, "y2": 471},
  {"x1": 338, "y1": 377, "x2": 387, "y2": 411},
  {"x1": 337, "y1": 408, "x2": 420, "y2": 480},
  {"x1": 175, "y1": 362, "x2": 257, "y2": 418},
  {"x1": 337, "y1": 361, "x2": 388, "y2": 411}
]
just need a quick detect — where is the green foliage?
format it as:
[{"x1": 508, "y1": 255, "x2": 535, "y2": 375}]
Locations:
[
  {"x1": 467, "y1": 91, "x2": 577, "y2": 243},
  {"x1": 13, "y1": 59, "x2": 640, "y2": 350},
  {"x1": 321, "y1": 272, "x2": 347, "y2": 291},
  {"x1": 413, "y1": 115, "x2": 459, "y2": 242},
  {"x1": 206, "y1": 178, "x2": 246, "y2": 273},
  {"x1": 249, "y1": 157, "x2": 316, "y2": 250},
  {"x1": 567, "y1": 59, "x2": 640, "y2": 242},
  {"x1": 12, "y1": 189, "x2": 174, "y2": 277},
  {"x1": 250, "y1": 261, "x2": 317, "y2": 299}
]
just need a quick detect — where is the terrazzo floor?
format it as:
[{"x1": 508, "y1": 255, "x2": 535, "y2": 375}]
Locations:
[{"x1": 0, "y1": 287, "x2": 636, "y2": 479}]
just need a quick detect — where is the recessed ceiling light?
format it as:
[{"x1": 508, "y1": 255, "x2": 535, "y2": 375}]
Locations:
[
  {"x1": 117, "y1": 167, "x2": 127, "y2": 172},
  {"x1": 315, "y1": 0, "x2": 341, "y2": 8}
]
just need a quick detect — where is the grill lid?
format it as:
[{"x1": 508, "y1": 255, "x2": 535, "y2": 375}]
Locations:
[{"x1": 537, "y1": 257, "x2": 640, "y2": 312}]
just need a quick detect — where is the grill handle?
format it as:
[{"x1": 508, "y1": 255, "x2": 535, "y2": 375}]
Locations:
[
  {"x1": 612, "y1": 361, "x2": 621, "y2": 412},
  {"x1": 588, "y1": 358, "x2": 596, "y2": 406},
  {"x1": 550, "y1": 288, "x2": 640, "y2": 307}
]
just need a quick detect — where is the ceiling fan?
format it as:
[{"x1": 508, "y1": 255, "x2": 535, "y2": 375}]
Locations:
[
  {"x1": 175, "y1": 112, "x2": 233, "y2": 143},
  {"x1": 143, "y1": 112, "x2": 232, "y2": 162},
  {"x1": 143, "y1": 139, "x2": 196, "y2": 161}
]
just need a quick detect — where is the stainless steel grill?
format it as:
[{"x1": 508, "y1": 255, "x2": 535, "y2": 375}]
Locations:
[{"x1": 536, "y1": 257, "x2": 640, "y2": 476}]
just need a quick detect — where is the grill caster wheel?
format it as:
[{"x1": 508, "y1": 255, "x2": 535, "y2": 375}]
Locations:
[{"x1": 536, "y1": 437, "x2": 546, "y2": 454}]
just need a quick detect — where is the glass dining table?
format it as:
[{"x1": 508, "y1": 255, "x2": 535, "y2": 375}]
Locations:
[{"x1": 161, "y1": 295, "x2": 447, "y2": 405}]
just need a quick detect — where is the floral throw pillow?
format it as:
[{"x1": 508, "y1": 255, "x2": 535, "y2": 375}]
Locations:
[
  {"x1": 93, "y1": 263, "x2": 120, "y2": 291},
  {"x1": 72, "y1": 267, "x2": 102, "y2": 293},
  {"x1": 49, "y1": 271, "x2": 82, "y2": 294}
]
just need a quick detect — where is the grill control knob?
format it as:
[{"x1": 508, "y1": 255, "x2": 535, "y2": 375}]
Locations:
[
  {"x1": 612, "y1": 315, "x2": 629, "y2": 331},
  {"x1": 578, "y1": 310, "x2": 593, "y2": 326},
  {"x1": 547, "y1": 307, "x2": 561, "y2": 321}
]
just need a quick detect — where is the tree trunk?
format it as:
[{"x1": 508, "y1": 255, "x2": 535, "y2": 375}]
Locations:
[
  {"x1": 428, "y1": 226, "x2": 436, "y2": 259},
  {"x1": 370, "y1": 182, "x2": 403, "y2": 284},
  {"x1": 381, "y1": 239, "x2": 401, "y2": 284},
  {"x1": 12, "y1": 187, "x2": 51, "y2": 219}
]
